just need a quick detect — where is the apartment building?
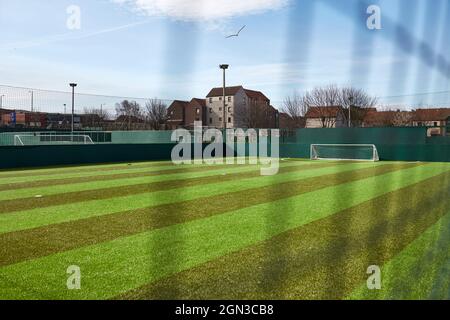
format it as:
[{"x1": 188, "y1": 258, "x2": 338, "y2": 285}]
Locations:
[{"x1": 205, "y1": 85, "x2": 275, "y2": 128}]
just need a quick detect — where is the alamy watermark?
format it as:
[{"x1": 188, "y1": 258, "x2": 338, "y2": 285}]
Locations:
[
  {"x1": 367, "y1": 5, "x2": 382, "y2": 30},
  {"x1": 367, "y1": 265, "x2": 381, "y2": 290},
  {"x1": 66, "y1": 5, "x2": 81, "y2": 30},
  {"x1": 66, "y1": 265, "x2": 81, "y2": 290},
  {"x1": 171, "y1": 122, "x2": 280, "y2": 176}
]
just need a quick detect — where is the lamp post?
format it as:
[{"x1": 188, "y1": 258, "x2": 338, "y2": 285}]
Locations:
[
  {"x1": 29, "y1": 90, "x2": 34, "y2": 112},
  {"x1": 348, "y1": 96, "x2": 353, "y2": 128},
  {"x1": 69, "y1": 83, "x2": 77, "y2": 133},
  {"x1": 219, "y1": 64, "x2": 229, "y2": 129}
]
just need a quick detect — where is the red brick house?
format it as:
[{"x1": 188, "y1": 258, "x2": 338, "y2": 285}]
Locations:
[
  {"x1": 412, "y1": 108, "x2": 450, "y2": 136},
  {"x1": 167, "y1": 100, "x2": 189, "y2": 130},
  {"x1": 184, "y1": 98, "x2": 207, "y2": 129},
  {"x1": 167, "y1": 98, "x2": 207, "y2": 130}
]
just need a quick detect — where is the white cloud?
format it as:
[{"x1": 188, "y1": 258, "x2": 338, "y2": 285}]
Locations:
[{"x1": 112, "y1": 0, "x2": 289, "y2": 21}]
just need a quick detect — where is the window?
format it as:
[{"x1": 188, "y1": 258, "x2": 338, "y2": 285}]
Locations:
[
  {"x1": 228, "y1": 96, "x2": 231, "y2": 102},
  {"x1": 209, "y1": 98, "x2": 212, "y2": 103},
  {"x1": 219, "y1": 107, "x2": 222, "y2": 111},
  {"x1": 434, "y1": 122, "x2": 438, "y2": 127},
  {"x1": 219, "y1": 117, "x2": 222, "y2": 122},
  {"x1": 196, "y1": 108, "x2": 200, "y2": 114},
  {"x1": 219, "y1": 97, "x2": 222, "y2": 101},
  {"x1": 209, "y1": 108, "x2": 212, "y2": 113},
  {"x1": 209, "y1": 118, "x2": 212, "y2": 124},
  {"x1": 228, "y1": 117, "x2": 232, "y2": 123}
]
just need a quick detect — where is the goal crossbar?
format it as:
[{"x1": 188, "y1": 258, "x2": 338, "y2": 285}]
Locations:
[
  {"x1": 14, "y1": 134, "x2": 94, "y2": 146},
  {"x1": 310, "y1": 144, "x2": 379, "y2": 162}
]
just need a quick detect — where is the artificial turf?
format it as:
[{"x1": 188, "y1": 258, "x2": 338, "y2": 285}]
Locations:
[{"x1": 0, "y1": 159, "x2": 448, "y2": 299}]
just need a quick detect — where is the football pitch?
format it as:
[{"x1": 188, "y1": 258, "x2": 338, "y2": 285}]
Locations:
[{"x1": 0, "y1": 159, "x2": 449, "y2": 300}]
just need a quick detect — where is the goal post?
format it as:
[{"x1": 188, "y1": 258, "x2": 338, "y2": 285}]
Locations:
[
  {"x1": 310, "y1": 144, "x2": 379, "y2": 162},
  {"x1": 13, "y1": 134, "x2": 94, "y2": 146}
]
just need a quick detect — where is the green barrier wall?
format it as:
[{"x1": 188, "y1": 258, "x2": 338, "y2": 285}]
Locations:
[
  {"x1": 111, "y1": 131, "x2": 173, "y2": 144},
  {"x1": 279, "y1": 143, "x2": 450, "y2": 162},
  {"x1": 0, "y1": 143, "x2": 239, "y2": 169},
  {"x1": 1, "y1": 142, "x2": 450, "y2": 170},
  {"x1": 0, "y1": 144, "x2": 176, "y2": 169},
  {"x1": 294, "y1": 127, "x2": 427, "y2": 145},
  {"x1": 0, "y1": 127, "x2": 449, "y2": 169}
]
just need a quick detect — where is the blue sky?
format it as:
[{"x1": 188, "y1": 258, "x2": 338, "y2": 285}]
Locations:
[{"x1": 1, "y1": 0, "x2": 450, "y2": 110}]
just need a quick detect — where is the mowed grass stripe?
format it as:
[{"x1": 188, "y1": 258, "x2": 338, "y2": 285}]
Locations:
[
  {"x1": 348, "y1": 212, "x2": 450, "y2": 300},
  {"x1": 118, "y1": 167, "x2": 450, "y2": 300},
  {"x1": 0, "y1": 158, "x2": 290, "y2": 185},
  {"x1": 0, "y1": 162, "x2": 274, "y2": 191},
  {"x1": 0, "y1": 160, "x2": 173, "y2": 179},
  {"x1": 0, "y1": 162, "x2": 204, "y2": 186},
  {"x1": 0, "y1": 161, "x2": 336, "y2": 214},
  {"x1": 0, "y1": 162, "x2": 398, "y2": 266},
  {"x1": 0, "y1": 160, "x2": 314, "y2": 202},
  {"x1": 0, "y1": 163, "x2": 444, "y2": 299},
  {"x1": 0, "y1": 162, "x2": 375, "y2": 234},
  {"x1": 0, "y1": 162, "x2": 263, "y2": 200}
]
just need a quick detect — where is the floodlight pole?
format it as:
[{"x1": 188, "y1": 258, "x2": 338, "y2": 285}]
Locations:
[
  {"x1": 348, "y1": 96, "x2": 353, "y2": 128},
  {"x1": 29, "y1": 90, "x2": 34, "y2": 112},
  {"x1": 219, "y1": 64, "x2": 229, "y2": 130},
  {"x1": 70, "y1": 83, "x2": 77, "y2": 134}
]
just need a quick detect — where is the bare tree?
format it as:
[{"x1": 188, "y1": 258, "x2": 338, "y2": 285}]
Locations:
[
  {"x1": 392, "y1": 111, "x2": 413, "y2": 127},
  {"x1": 83, "y1": 107, "x2": 111, "y2": 129},
  {"x1": 115, "y1": 100, "x2": 142, "y2": 130},
  {"x1": 144, "y1": 98, "x2": 168, "y2": 130},
  {"x1": 281, "y1": 92, "x2": 307, "y2": 128},
  {"x1": 303, "y1": 85, "x2": 378, "y2": 127},
  {"x1": 236, "y1": 101, "x2": 277, "y2": 128}
]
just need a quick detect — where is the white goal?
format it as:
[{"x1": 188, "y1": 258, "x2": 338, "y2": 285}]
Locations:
[
  {"x1": 14, "y1": 134, "x2": 94, "y2": 146},
  {"x1": 310, "y1": 144, "x2": 379, "y2": 162}
]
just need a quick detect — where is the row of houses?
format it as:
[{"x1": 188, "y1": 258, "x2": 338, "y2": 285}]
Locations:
[
  {"x1": 304, "y1": 106, "x2": 450, "y2": 136},
  {"x1": 0, "y1": 108, "x2": 90, "y2": 130},
  {"x1": 2, "y1": 85, "x2": 450, "y2": 135},
  {"x1": 167, "y1": 85, "x2": 450, "y2": 136}
]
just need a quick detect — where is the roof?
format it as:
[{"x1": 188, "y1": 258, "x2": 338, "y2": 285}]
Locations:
[
  {"x1": 244, "y1": 89, "x2": 269, "y2": 101},
  {"x1": 363, "y1": 110, "x2": 397, "y2": 126},
  {"x1": 190, "y1": 98, "x2": 206, "y2": 107},
  {"x1": 412, "y1": 108, "x2": 450, "y2": 121},
  {"x1": 305, "y1": 106, "x2": 343, "y2": 118},
  {"x1": 168, "y1": 100, "x2": 189, "y2": 111},
  {"x1": 206, "y1": 86, "x2": 243, "y2": 98}
]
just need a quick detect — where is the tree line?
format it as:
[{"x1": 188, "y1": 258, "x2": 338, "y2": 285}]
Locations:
[{"x1": 82, "y1": 98, "x2": 169, "y2": 130}]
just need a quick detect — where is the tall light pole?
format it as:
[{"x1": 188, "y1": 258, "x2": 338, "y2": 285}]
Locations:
[
  {"x1": 29, "y1": 90, "x2": 34, "y2": 112},
  {"x1": 70, "y1": 83, "x2": 77, "y2": 133},
  {"x1": 348, "y1": 96, "x2": 353, "y2": 128},
  {"x1": 219, "y1": 64, "x2": 229, "y2": 129}
]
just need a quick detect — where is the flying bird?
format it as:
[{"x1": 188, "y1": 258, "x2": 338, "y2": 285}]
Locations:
[{"x1": 226, "y1": 25, "x2": 246, "y2": 38}]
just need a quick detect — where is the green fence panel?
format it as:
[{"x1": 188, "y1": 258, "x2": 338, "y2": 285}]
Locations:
[
  {"x1": 0, "y1": 144, "x2": 175, "y2": 169},
  {"x1": 295, "y1": 127, "x2": 427, "y2": 145},
  {"x1": 111, "y1": 131, "x2": 173, "y2": 144}
]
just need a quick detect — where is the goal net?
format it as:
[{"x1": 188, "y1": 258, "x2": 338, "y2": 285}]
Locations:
[
  {"x1": 14, "y1": 134, "x2": 94, "y2": 146},
  {"x1": 310, "y1": 144, "x2": 379, "y2": 161}
]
